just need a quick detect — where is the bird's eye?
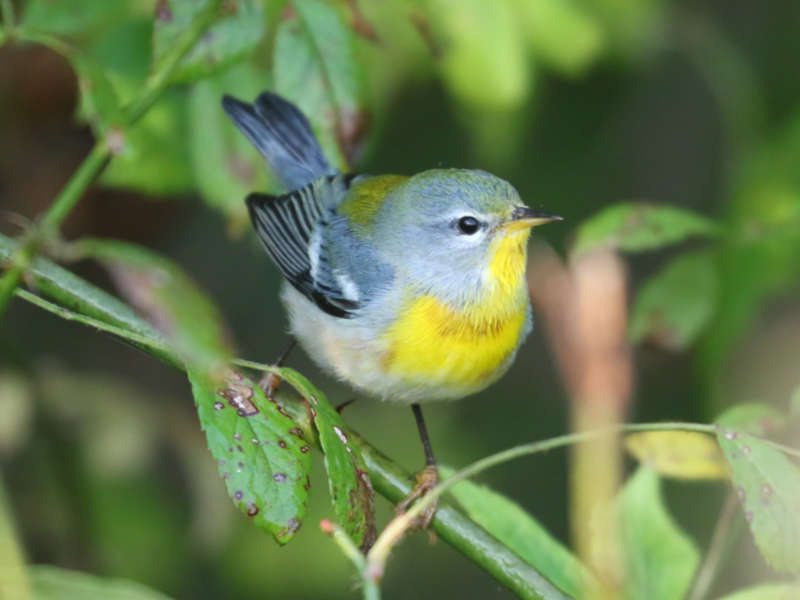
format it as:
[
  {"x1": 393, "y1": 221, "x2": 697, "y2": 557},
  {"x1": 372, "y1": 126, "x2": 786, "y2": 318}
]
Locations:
[{"x1": 457, "y1": 216, "x2": 480, "y2": 235}]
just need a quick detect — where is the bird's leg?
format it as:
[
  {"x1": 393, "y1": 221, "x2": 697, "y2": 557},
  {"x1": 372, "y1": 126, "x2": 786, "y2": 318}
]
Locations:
[
  {"x1": 258, "y1": 337, "x2": 297, "y2": 398},
  {"x1": 395, "y1": 403, "x2": 439, "y2": 529}
]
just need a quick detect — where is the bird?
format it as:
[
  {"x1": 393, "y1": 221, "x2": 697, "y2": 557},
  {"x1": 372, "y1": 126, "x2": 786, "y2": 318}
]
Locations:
[{"x1": 222, "y1": 91, "x2": 561, "y2": 527}]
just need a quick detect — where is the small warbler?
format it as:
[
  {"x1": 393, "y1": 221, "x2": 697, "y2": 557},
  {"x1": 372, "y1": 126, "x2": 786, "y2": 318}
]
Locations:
[{"x1": 222, "y1": 92, "x2": 561, "y2": 525}]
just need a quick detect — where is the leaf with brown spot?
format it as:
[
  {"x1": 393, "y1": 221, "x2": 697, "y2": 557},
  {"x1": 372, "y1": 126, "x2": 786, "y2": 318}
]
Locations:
[
  {"x1": 189, "y1": 369, "x2": 311, "y2": 544},
  {"x1": 716, "y1": 425, "x2": 800, "y2": 573},
  {"x1": 276, "y1": 367, "x2": 376, "y2": 550}
]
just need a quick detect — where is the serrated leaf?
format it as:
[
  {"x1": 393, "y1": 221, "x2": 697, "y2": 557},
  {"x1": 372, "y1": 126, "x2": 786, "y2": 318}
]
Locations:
[
  {"x1": 152, "y1": 0, "x2": 265, "y2": 84},
  {"x1": 716, "y1": 428, "x2": 800, "y2": 573},
  {"x1": 716, "y1": 404, "x2": 786, "y2": 437},
  {"x1": 630, "y1": 250, "x2": 717, "y2": 350},
  {"x1": 573, "y1": 203, "x2": 719, "y2": 257},
  {"x1": 188, "y1": 370, "x2": 311, "y2": 544},
  {"x1": 716, "y1": 584, "x2": 800, "y2": 600},
  {"x1": 440, "y1": 466, "x2": 594, "y2": 597},
  {"x1": 0, "y1": 233, "x2": 173, "y2": 365},
  {"x1": 188, "y1": 62, "x2": 273, "y2": 231},
  {"x1": 625, "y1": 431, "x2": 727, "y2": 480},
  {"x1": 276, "y1": 368, "x2": 376, "y2": 550},
  {"x1": 31, "y1": 565, "x2": 172, "y2": 600},
  {"x1": 274, "y1": 0, "x2": 367, "y2": 168},
  {"x1": 618, "y1": 468, "x2": 699, "y2": 600},
  {"x1": 100, "y1": 90, "x2": 194, "y2": 196},
  {"x1": 72, "y1": 238, "x2": 232, "y2": 375}
]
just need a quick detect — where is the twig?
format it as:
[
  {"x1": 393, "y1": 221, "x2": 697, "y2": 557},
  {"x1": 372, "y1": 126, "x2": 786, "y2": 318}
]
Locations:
[
  {"x1": 687, "y1": 492, "x2": 742, "y2": 600},
  {"x1": 320, "y1": 520, "x2": 380, "y2": 600},
  {"x1": 0, "y1": 0, "x2": 225, "y2": 317}
]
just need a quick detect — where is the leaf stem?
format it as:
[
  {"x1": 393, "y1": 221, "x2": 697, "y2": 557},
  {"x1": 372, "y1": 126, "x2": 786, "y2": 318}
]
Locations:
[
  {"x1": 320, "y1": 520, "x2": 380, "y2": 600},
  {"x1": 0, "y1": 0, "x2": 225, "y2": 318}
]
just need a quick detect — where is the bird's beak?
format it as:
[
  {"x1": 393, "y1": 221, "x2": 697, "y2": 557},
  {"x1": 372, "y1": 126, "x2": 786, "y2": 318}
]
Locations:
[{"x1": 503, "y1": 206, "x2": 563, "y2": 232}]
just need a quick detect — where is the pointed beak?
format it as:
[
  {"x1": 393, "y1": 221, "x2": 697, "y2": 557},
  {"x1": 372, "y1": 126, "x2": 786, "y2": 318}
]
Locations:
[{"x1": 504, "y1": 206, "x2": 563, "y2": 232}]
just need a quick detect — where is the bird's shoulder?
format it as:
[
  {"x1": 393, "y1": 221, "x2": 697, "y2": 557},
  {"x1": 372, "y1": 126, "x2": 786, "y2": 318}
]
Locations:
[
  {"x1": 337, "y1": 174, "x2": 409, "y2": 235},
  {"x1": 247, "y1": 173, "x2": 396, "y2": 319}
]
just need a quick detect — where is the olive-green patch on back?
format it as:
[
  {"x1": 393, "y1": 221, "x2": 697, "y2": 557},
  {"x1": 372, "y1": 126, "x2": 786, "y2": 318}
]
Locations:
[{"x1": 339, "y1": 175, "x2": 408, "y2": 234}]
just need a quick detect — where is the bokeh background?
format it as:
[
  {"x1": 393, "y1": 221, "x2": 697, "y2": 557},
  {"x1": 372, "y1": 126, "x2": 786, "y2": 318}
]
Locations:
[{"x1": 2, "y1": 0, "x2": 800, "y2": 598}]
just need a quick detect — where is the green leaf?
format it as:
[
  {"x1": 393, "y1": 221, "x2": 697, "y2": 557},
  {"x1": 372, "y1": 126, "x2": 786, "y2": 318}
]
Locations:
[
  {"x1": 618, "y1": 468, "x2": 699, "y2": 600},
  {"x1": 274, "y1": 0, "x2": 367, "y2": 168},
  {"x1": 100, "y1": 90, "x2": 194, "y2": 196},
  {"x1": 152, "y1": 0, "x2": 265, "y2": 84},
  {"x1": 276, "y1": 368, "x2": 376, "y2": 551},
  {"x1": 0, "y1": 233, "x2": 174, "y2": 366},
  {"x1": 71, "y1": 238, "x2": 232, "y2": 375},
  {"x1": 573, "y1": 203, "x2": 719, "y2": 257},
  {"x1": 188, "y1": 370, "x2": 311, "y2": 544},
  {"x1": 624, "y1": 431, "x2": 727, "y2": 480},
  {"x1": 716, "y1": 584, "x2": 800, "y2": 600},
  {"x1": 716, "y1": 428, "x2": 800, "y2": 573},
  {"x1": 31, "y1": 565, "x2": 171, "y2": 600},
  {"x1": 630, "y1": 250, "x2": 717, "y2": 350},
  {"x1": 440, "y1": 466, "x2": 594, "y2": 597},
  {"x1": 72, "y1": 53, "x2": 125, "y2": 136},
  {"x1": 510, "y1": 0, "x2": 605, "y2": 76},
  {"x1": 716, "y1": 404, "x2": 786, "y2": 437},
  {"x1": 188, "y1": 61, "x2": 273, "y2": 232},
  {"x1": 21, "y1": 1, "x2": 127, "y2": 36},
  {"x1": 431, "y1": 0, "x2": 530, "y2": 110}
]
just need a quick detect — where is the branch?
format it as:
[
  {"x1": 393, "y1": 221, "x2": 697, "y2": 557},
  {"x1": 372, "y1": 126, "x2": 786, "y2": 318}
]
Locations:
[{"x1": 0, "y1": 0, "x2": 225, "y2": 317}]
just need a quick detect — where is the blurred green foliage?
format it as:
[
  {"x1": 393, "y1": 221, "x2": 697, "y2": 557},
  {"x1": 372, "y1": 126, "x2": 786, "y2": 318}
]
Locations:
[{"x1": 2, "y1": 0, "x2": 800, "y2": 599}]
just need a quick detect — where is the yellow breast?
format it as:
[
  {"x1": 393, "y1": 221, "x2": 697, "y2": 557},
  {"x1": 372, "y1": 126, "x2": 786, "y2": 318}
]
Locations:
[{"x1": 382, "y1": 230, "x2": 531, "y2": 394}]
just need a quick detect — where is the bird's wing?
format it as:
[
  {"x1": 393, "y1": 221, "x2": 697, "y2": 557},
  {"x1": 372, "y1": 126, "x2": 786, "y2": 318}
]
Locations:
[{"x1": 247, "y1": 174, "x2": 365, "y2": 318}]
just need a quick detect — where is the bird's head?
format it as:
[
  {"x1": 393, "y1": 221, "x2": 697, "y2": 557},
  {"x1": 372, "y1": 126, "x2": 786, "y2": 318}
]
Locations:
[{"x1": 371, "y1": 169, "x2": 561, "y2": 305}]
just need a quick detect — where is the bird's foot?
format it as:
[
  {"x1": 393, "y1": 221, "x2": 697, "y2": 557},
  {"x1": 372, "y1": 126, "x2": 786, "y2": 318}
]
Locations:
[{"x1": 395, "y1": 465, "x2": 439, "y2": 530}]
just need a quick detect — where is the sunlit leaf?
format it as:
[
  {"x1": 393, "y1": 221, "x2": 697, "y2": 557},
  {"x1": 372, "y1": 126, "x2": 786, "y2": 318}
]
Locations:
[
  {"x1": 716, "y1": 584, "x2": 800, "y2": 600},
  {"x1": 716, "y1": 428, "x2": 800, "y2": 573},
  {"x1": 431, "y1": 0, "x2": 530, "y2": 110},
  {"x1": 71, "y1": 238, "x2": 232, "y2": 375},
  {"x1": 630, "y1": 250, "x2": 717, "y2": 350},
  {"x1": 188, "y1": 61, "x2": 273, "y2": 232},
  {"x1": 573, "y1": 203, "x2": 719, "y2": 257},
  {"x1": 618, "y1": 468, "x2": 699, "y2": 600},
  {"x1": 100, "y1": 90, "x2": 195, "y2": 196},
  {"x1": 716, "y1": 403, "x2": 786, "y2": 437},
  {"x1": 277, "y1": 368, "x2": 376, "y2": 551},
  {"x1": 510, "y1": 0, "x2": 605, "y2": 76},
  {"x1": 0, "y1": 233, "x2": 173, "y2": 366},
  {"x1": 152, "y1": 0, "x2": 265, "y2": 84},
  {"x1": 440, "y1": 466, "x2": 594, "y2": 597},
  {"x1": 31, "y1": 565, "x2": 171, "y2": 600},
  {"x1": 274, "y1": 0, "x2": 367, "y2": 168},
  {"x1": 188, "y1": 369, "x2": 311, "y2": 544},
  {"x1": 625, "y1": 431, "x2": 727, "y2": 480}
]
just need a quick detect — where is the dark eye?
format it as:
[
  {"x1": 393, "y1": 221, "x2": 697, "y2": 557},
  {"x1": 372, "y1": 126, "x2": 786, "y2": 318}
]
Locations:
[{"x1": 457, "y1": 216, "x2": 480, "y2": 234}]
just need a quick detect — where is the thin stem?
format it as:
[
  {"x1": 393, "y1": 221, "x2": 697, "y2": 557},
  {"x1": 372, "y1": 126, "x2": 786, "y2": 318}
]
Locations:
[
  {"x1": 687, "y1": 492, "x2": 741, "y2": 600},
  {"x1": 320, "y1": 520, "x2": 380, "y2": 600},
  {"x1": 366, "y1": 421, "x2": 719, "y2": 581},
  {"x1": 0, "y1": 0, "x2": 224, "y2": 318}
]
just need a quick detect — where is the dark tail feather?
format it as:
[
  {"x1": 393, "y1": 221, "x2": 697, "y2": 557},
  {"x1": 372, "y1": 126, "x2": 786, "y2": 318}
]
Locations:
[{"x1": 222, "y1": 92, "x2": 333, "y2": 191}]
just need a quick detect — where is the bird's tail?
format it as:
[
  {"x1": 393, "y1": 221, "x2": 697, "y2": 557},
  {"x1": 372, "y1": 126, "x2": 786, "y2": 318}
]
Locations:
[{"x1": 222, "y1": 92, "x2": 334, "y2": 191}]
